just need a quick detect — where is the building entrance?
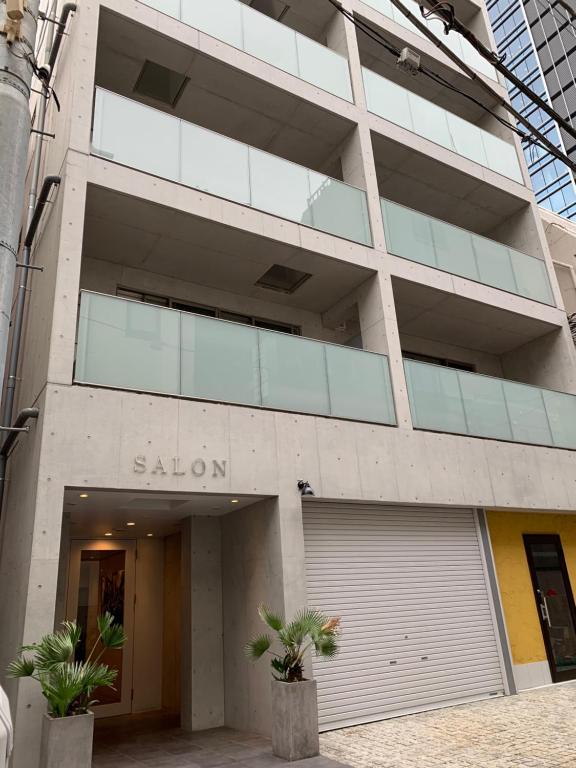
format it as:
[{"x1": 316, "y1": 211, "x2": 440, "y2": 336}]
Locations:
[{"x1": 66, "y1": 540, "x2": 136, "y2": 717}]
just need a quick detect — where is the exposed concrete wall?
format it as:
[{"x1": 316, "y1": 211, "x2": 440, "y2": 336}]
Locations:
[
  {"x1": 162, "y1": 533, "x2": 181, "y2": 713},
  {"x1": 133, "y1": 537, "x2": 164, "y2": 713},
  {"x1": 501, "y1": 327, "x2": 576, "y2": 394},
  {"x1": 222, "y1": 498, "x2": 286, "y2": 735},
  {"x1": 181, "y1": 516, "x2": 225, "y2": 731},
  {"x1": 554, "y1": 262, "x2": 576, "y2": 314}
]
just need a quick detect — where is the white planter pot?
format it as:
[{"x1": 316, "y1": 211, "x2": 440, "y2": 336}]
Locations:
[
  {"x1": 271, "y1": 679, "x2": 319, "y2": 761},
  {"x1": 39, "y1": 712, "x2": 94, "y2": 768}
]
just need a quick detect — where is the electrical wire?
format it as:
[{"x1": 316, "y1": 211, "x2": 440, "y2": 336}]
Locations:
[{"x1": 325, "y1": 0, "x2": 576, "y2": 172}]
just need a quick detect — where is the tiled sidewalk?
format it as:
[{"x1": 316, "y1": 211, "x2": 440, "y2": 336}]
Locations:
[
  {"x1": 320, "y1": 683, "x2": 576, "y2": 768},
  {"x1": 92, "y1": 714, "x2": 347, "y2": 768}
]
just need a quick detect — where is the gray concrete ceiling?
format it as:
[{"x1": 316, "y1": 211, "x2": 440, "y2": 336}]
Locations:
[
  {"x1": 95, "y1": 7, "x2": 354, "y2": 178},
  {"x1": 83, "y1": 185, "x2": 373, "y2": 313},
  {"x1": 372, "y1": 131, "x2": 527, "y2": 235},
  {"x1": 65, "y1": 488, "x2": 267, "y2": 538},
  {"x1": 393, "y1": 277, "x2": 558, "y2": 354}
]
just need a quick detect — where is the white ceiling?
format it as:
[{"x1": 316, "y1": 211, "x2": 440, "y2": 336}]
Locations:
[
  {"x1": 393, "y1": 277, "x2": 557, "y2": 354},
  {"x1": 82, "y1": 185, "x2": 373, "y2": 314},
  {"x1": 65, "y1": 488, "x2": 268, "y2": 539}
]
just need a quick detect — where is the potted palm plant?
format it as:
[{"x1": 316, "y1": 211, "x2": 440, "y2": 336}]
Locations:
[
  {"x1": 8, "y1": 612, "x2": 125, "y2": 768},
  {"x1": 246, "y1": 605, "x2": 340, "y2": 761}
]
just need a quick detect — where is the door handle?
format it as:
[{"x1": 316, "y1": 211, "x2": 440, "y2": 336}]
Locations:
[{"x1": 538, "y1": 590, "x2": 552, "y2": 627}]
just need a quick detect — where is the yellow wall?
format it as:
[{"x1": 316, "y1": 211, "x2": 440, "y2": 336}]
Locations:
[{"x1": 487, "y1": 511, "x2": 576, "y2": 665}]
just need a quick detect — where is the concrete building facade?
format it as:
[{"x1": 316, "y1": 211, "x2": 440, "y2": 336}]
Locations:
[{"x1": 4, "y1": 0, "x2": 576, "y2": 765}]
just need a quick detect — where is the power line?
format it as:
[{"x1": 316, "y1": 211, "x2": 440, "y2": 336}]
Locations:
[{"x1": 326, "y1": 0, "x2": 576, "y2": 174}]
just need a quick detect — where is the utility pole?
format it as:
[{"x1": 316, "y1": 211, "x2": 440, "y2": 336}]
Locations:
[{"x1": 0, "y1": 0, "x2": 40, "y2": 403}]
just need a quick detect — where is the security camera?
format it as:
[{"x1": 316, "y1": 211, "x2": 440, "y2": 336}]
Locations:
[
  {"x1": 36, "y1": 64, "x2": 51, "y2": 83},
  {"x1": 297, "y1": 480, "x2": 315, "y2": 496}
]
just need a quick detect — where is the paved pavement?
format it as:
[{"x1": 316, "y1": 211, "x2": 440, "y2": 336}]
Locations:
[{"x1": 320, "y1": 684, "x2": 576, "y2": 768}]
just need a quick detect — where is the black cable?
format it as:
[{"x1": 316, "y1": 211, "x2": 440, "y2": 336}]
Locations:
[{"x1": 326, "y1": 0, "x2": 576, "y2": 173}]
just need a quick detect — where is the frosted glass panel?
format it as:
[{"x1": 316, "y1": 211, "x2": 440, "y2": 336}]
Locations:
[
  {"x1": 363, "y1": 69, "x2": 412, "y2": 129},
  {"x1": 243, "y1": 6, "x2": 298, "y2": 76},
  {"x1": 180, "y1": 123, "x2": 250, "y2": 205},
  {"x1": 259, "y1": 332, "x2": 330, "y2": 415},
  {"x1": 93, "y1": 89, "x2": 370, "y2": 245},
  {"x1": 405, "y1": 361, "x2": 467, "y2": 433},
  {"x1": 308, "y1": 173, "x2": 371, "y2": 245},
  {"x1": 503, "y1": 381, "x2": 552, "y2": 445},
  {"x1": 473, "y1": 236, "x2": 518, "y2": 294},
  {"x1": 382, "y1": 200, "x2": 435, "y2": 267},
  {"x1": 510, "y1": 250, "x2": 554, "y2": 305},
  {"x1": 249, "y1": 149, "x2": 313, "y2": 226},
  {"x1": 92, "y1": 90, "x2": 179, "y2": 181},
  {"x1": 410, "y1": 96, "x2": 451, "y2": 148},
  {"x1": 459, "y1": 374, "x2": 512, "y2": 440},
  {"x1": 297, "y1": 36, "x2": 353, "y2": 101},
  {"x1": 76, "y1": 293, "x2": 180, "y2": 394},
  {"x1": 362, "y1": 68, "x2": 521, "y2": 180},
  {"x1": 143, "y1": 0, "x2": 180, "y2": 15},
  {"x1": 448, "y1": 114, "x2": 487, "y2": 167},
  {"x1": 431, "y1": 218, "x2": 478, "y2": 280},
  {"x1": 482, "y1": 131, "x2": 523, "y2": 183},
  {"x1": 326, "y1": 345, "x2": 395, "y2": 423},
  {"x1": 382, "y1": 199, "x2": 554, "y2": 305},
  {"x1": 181, "y1": 314, "x2": 260, "y2": 404},
  {"x1": 181, "y1": 0, "x2": 243, "y2": 47},
  {"x1": 543, "y1": 389, "x2": 576, "y2": 449}
]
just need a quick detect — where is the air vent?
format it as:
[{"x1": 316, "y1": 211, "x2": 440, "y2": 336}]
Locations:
[
  {"x1": 255, "y1": 264, "x2": 312, "y2": 294},
  {"x1": 134, "y1": 60, "x2": 189, "y2": 107}
]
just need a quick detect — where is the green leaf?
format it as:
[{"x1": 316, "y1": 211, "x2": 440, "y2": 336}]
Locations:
[
  {"x1": 245, "y1": 634, "x2": 272, "y2": 659},
  {"x1": 257, "y1": 605, "x2": 284, "y2": 632},
  {"x1": 314, "y1": 635, "x2": 339, "y2": 658},
  {"x1": 97, "y1": 613, "x2": 126, "y2": 650},
  {"x1": 7, "y1": 656, "x2": 35, "y2": 678}
]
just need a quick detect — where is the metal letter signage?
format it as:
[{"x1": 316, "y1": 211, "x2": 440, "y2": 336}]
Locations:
[{"x1": 133, "y1": 456, "x2": 227, "y2": 478}]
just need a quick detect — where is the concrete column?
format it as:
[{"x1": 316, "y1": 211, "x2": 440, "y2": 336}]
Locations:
[
  {"x1": 357, "y1": 271, "x2": 413, "y2": 429},
  {"x1": 181, "y1": 516, "x2": 224, "y2": 731}
]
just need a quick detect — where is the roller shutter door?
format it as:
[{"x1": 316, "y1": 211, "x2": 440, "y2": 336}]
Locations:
[{"x1": 304, "y1": 504, "x2": 506, "y2": 731}]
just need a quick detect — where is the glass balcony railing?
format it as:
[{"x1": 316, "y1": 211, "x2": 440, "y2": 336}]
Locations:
[
  {"x1": 139, "y1": 0, "x2": 353, "y2": 101},
  {"x1": 75, "y1": 292, "x2": 397, "y2": 425},
  {"x1": 405, "y1": 359, "x2": 576, "y2": 449},
  {"x1": 361, "y1": 0, "x2": 497, "y2": 81},
  {"x1": 363, "y1": 68, "x2": 523, "y2": 183},
  {"x1": 382, "y1": 199, "x2": 555, "y2": 305},
  {"x1": 91, "y1": 88, "x2": 372, "y2": 246}
]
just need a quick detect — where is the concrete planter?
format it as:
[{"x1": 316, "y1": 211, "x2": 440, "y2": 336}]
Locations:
[
  {"x1": 271, "y1": 679, "x2": 319, "y2": 761},
  {"x1": 40, "y1": 712, "x2": 94, "y2": 768}
]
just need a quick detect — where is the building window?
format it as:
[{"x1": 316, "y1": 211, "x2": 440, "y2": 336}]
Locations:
[
  {"x1": 116, "y1": 288, "x2": 301, "y2": 335},
  {"x1": 403, "y1": 351, "x2": 475, "y2": 372}
]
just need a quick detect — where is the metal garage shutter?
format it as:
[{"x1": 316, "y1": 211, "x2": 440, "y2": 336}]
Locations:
[{"x1": 304, "y1": 504, "x2": 506, "y2": 731}]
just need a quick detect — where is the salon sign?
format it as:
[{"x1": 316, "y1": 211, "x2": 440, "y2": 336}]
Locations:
[{"x1": 133, "y1": 455, "x2": 227, "y2": 478}]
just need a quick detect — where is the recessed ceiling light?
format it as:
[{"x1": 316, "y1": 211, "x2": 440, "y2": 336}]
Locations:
[
  {"x1": 104, "y1": 532, "x2": 112, "y2": 537},
  {"x1": 126, "y1": 522, "x2": 136, "y2": 527},
  {"x1": 147, "y1": 533, "x2": 154, "y2": 537},
  {"x1": 231, "y1": 499, "x2": 239, "y2": 504},
  {"x1": 79, "y1": 493, "x2": 89, "y2": 499}
]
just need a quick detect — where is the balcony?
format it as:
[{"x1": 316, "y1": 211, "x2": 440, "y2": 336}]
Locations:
[
  {"x1": 382, "y1": 199, "x2": 555, "y2": 305},
  {"x1": 360, "y1": 0, "x2": 497, "y2": 80},
  {"x1": 405, "y1": 358, "x2": 576, "y2": 449},
  {"x1": 363, "y1": 68, "x2": 523, "y2": 183},
  {"x1": 138, "y1": 0, "x2": 353, "y2": 101},
  {"x1": 91, "y1": 88, "x2": 372, "y2": 246},
  {"x1": 75, "y1": 292, "x2": 397, "y2": 425}
]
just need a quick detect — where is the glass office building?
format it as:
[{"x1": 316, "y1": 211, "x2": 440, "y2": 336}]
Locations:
[{"x1": 487, "y1": 0, "x2": 576, "y2": 219}]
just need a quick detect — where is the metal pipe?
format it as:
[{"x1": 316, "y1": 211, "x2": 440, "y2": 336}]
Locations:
[
  {"x1": 47, "y1": 3, "x2": 77, "y2": 70},
  {"x1": 0, "y1": 408, "x2": 39, "y2": 520},
  {"x1": 24, "y1": 176, "x2": 61, "y2": 249}
]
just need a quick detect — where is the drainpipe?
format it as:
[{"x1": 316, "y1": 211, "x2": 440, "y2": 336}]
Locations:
[{"x1": 0, "y1": 3, "x2": 75, "y2": 523}]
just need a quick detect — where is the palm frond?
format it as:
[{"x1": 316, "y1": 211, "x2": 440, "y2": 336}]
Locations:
[
  {"x1": 32, "y1": 624, "x2": 78, "y2": 671},
  {"x1": 245, "y1": 634, "x2": 272, "y2": 659},
  {"x1": 284, "y1": 608, "x2": 326, "y2": 646},
  {"x1": 7, "y1": 656, "x2": 35, "y2": 678},
  {"x1": 97, "y1": 613, "x2": 126, "y2": 650},
  {"x1": 313, "y1": 635, "x2": 339, "y2": 658},
  {"x1": 257, "y1": 605, "x2": 284, "y2": 632}
]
